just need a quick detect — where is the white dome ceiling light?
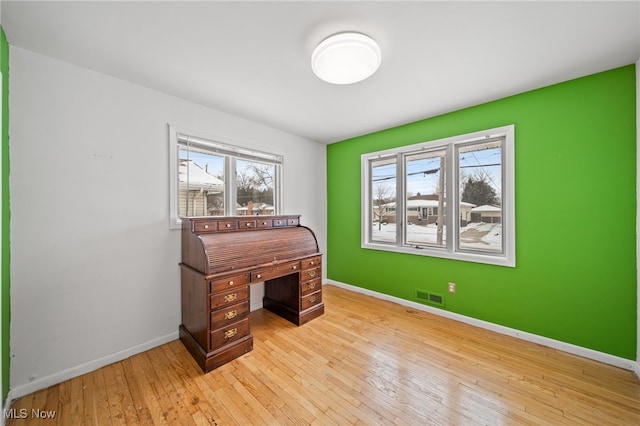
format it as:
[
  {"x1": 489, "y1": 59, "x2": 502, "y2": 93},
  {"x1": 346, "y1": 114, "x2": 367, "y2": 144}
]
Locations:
[{"x1": 311, "y1": 32, "x2": 382, "y2": 85}]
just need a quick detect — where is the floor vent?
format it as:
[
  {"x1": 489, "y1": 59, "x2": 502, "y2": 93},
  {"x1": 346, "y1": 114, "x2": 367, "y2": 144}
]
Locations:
[{"x1": 415, "y1": 289, "x2": 445, "y2": 307}]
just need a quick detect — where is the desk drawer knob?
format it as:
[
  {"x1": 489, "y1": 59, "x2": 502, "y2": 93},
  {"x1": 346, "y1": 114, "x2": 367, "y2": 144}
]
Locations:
[
  {"x1": 292, "y1": 265, "x2": 297, "y2": 270},
  {"x1": 204, "y1": 224, "x2": 209, "y2": 229},
  {"x1": 310, "y1": 261, "x2": 315, "y2": 265},
  {"x1": 256, "y1": 274, "x2": 262, "y2": 279},
  {"x1": 224, "y1": 328, "x2": 238, "y2": 339},
  {"x1": 226, "y1": 223, "x2": 231, "y2": 228},
  {"x1": 228, "y1": 280, "x2": 234, "y2": 286},
  {"x1": 224, "y1": 293, "x2": 237, "y2": 303},
  {"x1": 224, "y1": 310, "x2": 237, "y2": 320}
]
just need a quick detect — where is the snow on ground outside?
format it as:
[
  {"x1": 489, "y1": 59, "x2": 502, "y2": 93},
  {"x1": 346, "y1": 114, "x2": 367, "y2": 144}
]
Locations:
[{"x1": 372, "y1": 222, "x2": 502, "y2": 251}]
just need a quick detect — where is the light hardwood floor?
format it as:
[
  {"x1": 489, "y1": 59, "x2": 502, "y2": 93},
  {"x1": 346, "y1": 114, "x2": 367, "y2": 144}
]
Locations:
[{"x1": 6, "y1": 284, "x2": 640, "y2": 425}]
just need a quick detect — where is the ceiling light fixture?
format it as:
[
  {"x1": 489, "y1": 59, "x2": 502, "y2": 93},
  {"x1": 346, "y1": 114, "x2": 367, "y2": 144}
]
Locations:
[{"x1": 311, "y1": 32, "x2": 381, "y2": 85}]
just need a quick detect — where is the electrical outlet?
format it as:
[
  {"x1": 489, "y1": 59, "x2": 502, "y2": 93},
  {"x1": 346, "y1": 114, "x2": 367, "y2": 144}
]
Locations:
[{"x1": 448, "y1": 282, "x2": 456, "y2": 293}]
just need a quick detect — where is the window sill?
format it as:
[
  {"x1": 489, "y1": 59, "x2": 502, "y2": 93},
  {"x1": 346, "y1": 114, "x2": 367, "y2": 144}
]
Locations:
[{"x1": 361, "y1": 242, "x2": 515, "y2": 267}]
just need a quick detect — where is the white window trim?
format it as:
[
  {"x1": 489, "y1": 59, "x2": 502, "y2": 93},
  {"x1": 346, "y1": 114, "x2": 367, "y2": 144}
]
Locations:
[
  {"x1": 361, "y1": 125, "x2": 515, "y2": 267},
  {"x1": 169, "y1": 124, "x2": 284, "y2": 229}
]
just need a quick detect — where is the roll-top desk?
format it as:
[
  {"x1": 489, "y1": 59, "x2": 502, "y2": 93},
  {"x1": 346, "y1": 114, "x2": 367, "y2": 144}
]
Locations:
[{"x1": 179, "y1": 215, "x2": 324, "y2": 372}]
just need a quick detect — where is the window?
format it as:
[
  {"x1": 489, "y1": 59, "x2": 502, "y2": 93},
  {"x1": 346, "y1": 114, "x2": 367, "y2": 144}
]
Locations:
[
  {"x1": 169, "y1": 126, "x2": 282, "y2": 228},
  {"x1": 362, "y1": 125, "x2": 515, "y2": 267}
]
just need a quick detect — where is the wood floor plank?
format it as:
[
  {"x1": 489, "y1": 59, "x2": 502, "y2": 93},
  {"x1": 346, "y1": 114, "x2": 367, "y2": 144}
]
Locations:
[
  {"x1": 101, "y1": 362, "x2": 138, "y2": 425},
  {"x1": 144, "y1": 345, "x2": 195, "y2": 426},
  {"x1": 238, "y1": 350, "x2": 323, "y2": 425},
  {"x1": 81, "y1": 370, "x2": 110, "y2": 426},
  {"x1": 14, "y1": 386, "x2": 51, "y2": 426},
  {"x1": 81, "y1": 373, "x2": 96, "y2": 426},
  {"x1": 42, "y1": 384, "x2": 60, "y2": 426},
  {"x1": 164, "y1": 341, "x2": 240, "y2": 425},
  {"x1": 162, "y1": 344, "x2": 220, "y2": 425},
  {"x1": 6, "y1": 284, "x2": 640, "y2": 425},
  {"x1": 56, "y1": 380, "x2": 72, "y2": 426},
  {"x1": 119, "y1": 357, "x2": 155, "y2": 424},
  {"x1": 140, "y1": 349, "x2": 202, "y2": 426}
]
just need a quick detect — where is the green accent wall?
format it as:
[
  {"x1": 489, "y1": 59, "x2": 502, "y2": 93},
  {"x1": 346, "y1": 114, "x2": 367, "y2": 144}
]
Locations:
[
  {"x1": 1, "y1": 26, "x2": 9, "y2": 400},
  {"x1": 327, "y1": 65, "x2": 637, "y2": 359}
]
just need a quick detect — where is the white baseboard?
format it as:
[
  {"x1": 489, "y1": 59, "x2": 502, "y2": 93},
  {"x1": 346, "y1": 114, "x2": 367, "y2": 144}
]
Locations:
[
  {"x1": 6, "y1": 331, "x2": 179, "y2": 403},
  {"x1": 326, "y1": 280, "x2": 638, "y2": 372}
]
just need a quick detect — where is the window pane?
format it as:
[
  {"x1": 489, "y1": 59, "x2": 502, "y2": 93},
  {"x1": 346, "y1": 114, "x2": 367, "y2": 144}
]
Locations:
[
  {"x1": 370, "y1": 157, "x2": 397, "y2": 243},
  {"x1": 236, "y1": 159, "x2": 276, "y2": 215},
  {"x1": 178, "y1": 146, "x2": 224, "y2": 217},
  {"x1": 405, "y1": 149, "x2": 446, "y2": 247},
  {"x1": 458, "y1": 140, "x2": 503, "y2": 253}
]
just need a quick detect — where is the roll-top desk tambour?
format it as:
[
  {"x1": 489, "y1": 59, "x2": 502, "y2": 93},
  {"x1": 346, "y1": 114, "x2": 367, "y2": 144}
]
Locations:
[{"x1": 179, "y1": 215, "x2": 324, "y2": 372}]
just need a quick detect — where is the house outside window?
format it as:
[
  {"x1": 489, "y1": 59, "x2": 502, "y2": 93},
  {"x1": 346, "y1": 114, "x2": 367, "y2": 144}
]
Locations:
[
  {"x1": 362, "y1": 125, "x2": 515, "y2": 267},
  {"x1": 169, "y1": 126, "x2": 283, "y2": 229}
]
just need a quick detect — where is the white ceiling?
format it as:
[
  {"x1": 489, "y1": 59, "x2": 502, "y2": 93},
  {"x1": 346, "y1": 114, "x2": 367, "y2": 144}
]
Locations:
[{"x1": 2, "y1": 1, "x2": 639, "y2": 144}]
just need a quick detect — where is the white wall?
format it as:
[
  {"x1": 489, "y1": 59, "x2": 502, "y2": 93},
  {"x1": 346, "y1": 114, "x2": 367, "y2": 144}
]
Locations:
[{"x1": 8, "y1": 46, "x2": 327, "y2": 397}]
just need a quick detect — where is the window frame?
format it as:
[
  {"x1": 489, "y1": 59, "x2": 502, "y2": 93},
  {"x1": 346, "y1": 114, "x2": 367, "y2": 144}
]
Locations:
[
  {"x1": 361, "y1": 125, "x2": 515, "y2": 267},
  {"x1": 169, "y1": 125, "x2": 283, "y2": 229}
]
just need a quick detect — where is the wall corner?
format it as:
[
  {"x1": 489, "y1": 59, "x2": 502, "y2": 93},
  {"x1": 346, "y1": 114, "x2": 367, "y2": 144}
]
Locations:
[{"x1": 636, "y1": 57, "x2": 639, "y2": 376}]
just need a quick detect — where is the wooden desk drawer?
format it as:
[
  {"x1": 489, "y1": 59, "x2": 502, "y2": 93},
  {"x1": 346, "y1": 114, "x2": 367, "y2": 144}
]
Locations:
[
  {"x1": 210, "y1": 317, "x2": 250, "y2": 351},
  {"x1": 193, "y1": 221, "x2": 217, "y2": 233},
  {"x1": 256, "y1": 219, "x2": 273, "y2": 229},
  {"x1": 218, "y1": 220, "x2": 238, "y2": 231},
  {"x1": 251, "y1": 261, "x2": 301, "y2": 282},
  {"x1": 211, "y1": 301, "x2": 250, "y2": 328},
  {"x1": 272, "y1": 218, "x2": 287, "y2": 227},
  {"x1": 301, "y1": 256, "x2": 322, "y2": 270},
  {"x1": 210, "y1": 286, "x2": 249, "y2": 310},
  {"x1": 301, "y1": 290, "x2": 322, "y2": 311},
  {"x1": 239, "y1": 220, "x2": 257, "y2": 230},
  {"x1": 210, "y1": 273, "x2": 250, "y2": 294},
  {"x1": 300, "y1": 266, "x2": 321, "y2": 283},
  {"x1": 301, "y1": 279, "x2": 321, "y2": 297}
]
